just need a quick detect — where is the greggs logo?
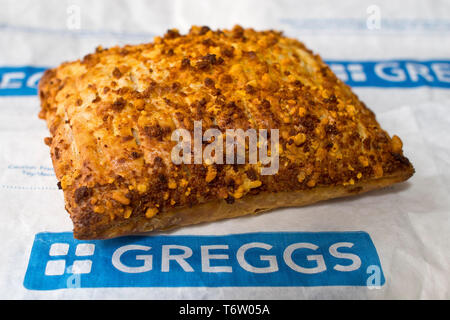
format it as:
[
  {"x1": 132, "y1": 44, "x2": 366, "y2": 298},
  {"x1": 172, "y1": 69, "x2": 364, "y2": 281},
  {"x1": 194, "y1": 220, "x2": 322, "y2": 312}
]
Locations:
[
  {"x1": 24, "y1": 231, "x2": 385, "y2": 290},
  {"x1": 1, "y1": 60, "x2": 449, "y2": 97}
]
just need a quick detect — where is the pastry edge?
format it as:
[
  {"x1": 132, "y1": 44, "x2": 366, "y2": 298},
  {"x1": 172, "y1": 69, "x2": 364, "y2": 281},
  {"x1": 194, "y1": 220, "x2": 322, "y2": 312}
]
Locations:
[{"x1": 73, "y1": 167, "x2": 413, "y2": 239}]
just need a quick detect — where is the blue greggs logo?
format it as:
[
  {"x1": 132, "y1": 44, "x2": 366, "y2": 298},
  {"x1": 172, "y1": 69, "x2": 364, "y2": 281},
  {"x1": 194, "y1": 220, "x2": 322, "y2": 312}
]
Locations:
[
  {"x1": 0, "y1": 66, "x2": 46, "y2": 95},
  {"x1": 24, "y1": 231, "x2": 385, "y2": 290},
  {"x1": 328, "y1": 60, "x2": 450, "y2": 88},
  {"x1": 1, "y1": 60, "x2": 449, "y2": 97}
]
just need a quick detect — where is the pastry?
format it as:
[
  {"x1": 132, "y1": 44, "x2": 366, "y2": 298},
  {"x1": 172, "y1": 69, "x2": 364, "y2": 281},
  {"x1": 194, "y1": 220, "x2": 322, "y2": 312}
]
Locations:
[{"x1": 38, "y1": 25, "x2": 414, "y2": 239}]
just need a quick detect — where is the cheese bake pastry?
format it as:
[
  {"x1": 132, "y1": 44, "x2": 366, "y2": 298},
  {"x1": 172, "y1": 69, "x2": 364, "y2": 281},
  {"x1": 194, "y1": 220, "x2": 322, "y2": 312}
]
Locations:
[{"x1": 38, "y1": 25, "x2": 414, "y2": 239}]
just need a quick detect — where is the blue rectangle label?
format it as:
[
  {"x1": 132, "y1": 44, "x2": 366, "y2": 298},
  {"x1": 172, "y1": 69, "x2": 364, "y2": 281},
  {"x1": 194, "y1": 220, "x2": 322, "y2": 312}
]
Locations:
[
  {"x1": 327, "y1": 60, "x2": 450, "y2": 88},
  {"x1": 1, "y1": 60, "x2": 450, "y2": 97},
  {"x1": 24, "y1": 231, "x2": 385, "y2": 290},
  {"x1": 0, "y1": 66, "x2": 46, "y2": 96}
]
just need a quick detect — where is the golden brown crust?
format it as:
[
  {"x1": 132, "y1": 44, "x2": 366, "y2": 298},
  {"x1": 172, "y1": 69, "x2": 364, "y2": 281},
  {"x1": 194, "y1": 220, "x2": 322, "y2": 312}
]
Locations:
[
  {"x1": 74, "y1": 170, "x2": 412, "y2": 239},
  {"x1": 38, "y1": 25, "x2": 414, "y2": 239}
]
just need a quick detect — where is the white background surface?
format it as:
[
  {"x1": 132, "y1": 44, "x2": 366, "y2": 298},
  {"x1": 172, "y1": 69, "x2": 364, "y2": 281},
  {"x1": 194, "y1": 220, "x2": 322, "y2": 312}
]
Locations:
[{"x1": 0, "y1": 0, "x2": 449, "y2": 299}]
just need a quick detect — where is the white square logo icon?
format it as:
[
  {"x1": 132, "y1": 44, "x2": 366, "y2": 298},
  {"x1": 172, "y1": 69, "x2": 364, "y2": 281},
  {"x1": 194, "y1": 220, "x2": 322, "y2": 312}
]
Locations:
[
  {"x1": 44, "y1": 242, "x2": 95, "y2": 276},
  {"x1": 71, "y1": 260, "x2": 93, "y2": 274},
  {"x1": 49, "y1": 243, "x2": 69, "y2": 256},
  {"x1": 45, "y1": 260, "x2": 66, "y2": 276},
  {"x1": 75, "y1": 243, "x2": 95, "y2": 256}
]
